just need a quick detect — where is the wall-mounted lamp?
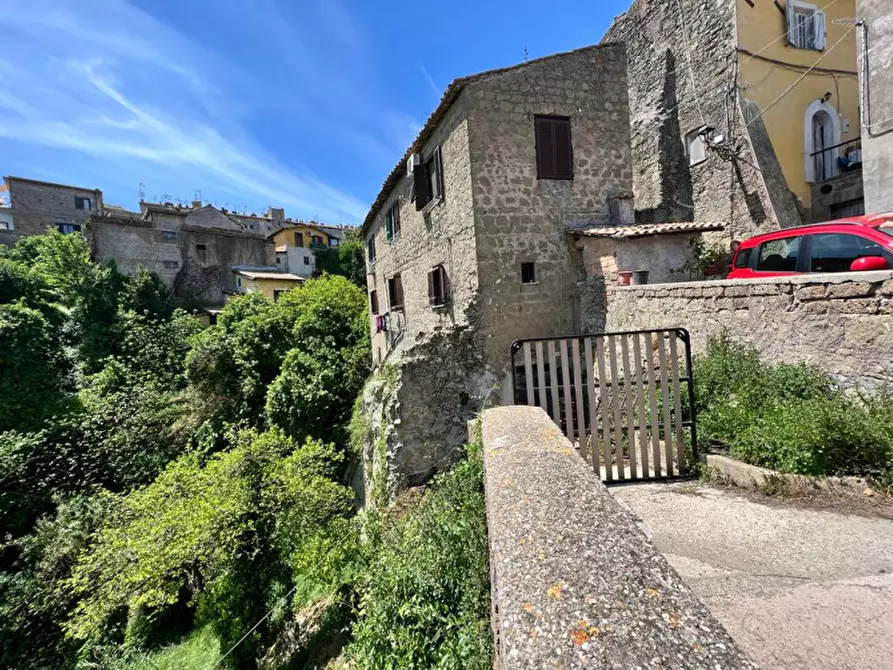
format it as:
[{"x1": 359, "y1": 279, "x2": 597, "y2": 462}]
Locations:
[{"x1": 821, "y1": 91, "x2": 833, "y2": 103}]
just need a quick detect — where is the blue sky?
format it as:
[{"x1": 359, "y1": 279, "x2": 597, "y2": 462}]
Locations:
[{"x1": 0, "y1": 0, "x2": 630, "y2": 224}]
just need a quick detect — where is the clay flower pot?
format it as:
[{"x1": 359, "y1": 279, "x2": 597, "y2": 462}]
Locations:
[{"x1": 618, "y1": 271, "x2": 633, "y2": 286}]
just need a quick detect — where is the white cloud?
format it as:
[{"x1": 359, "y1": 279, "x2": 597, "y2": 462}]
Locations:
[{"x1": 0, "y1": 0, "x2": 384, "y2": 223}]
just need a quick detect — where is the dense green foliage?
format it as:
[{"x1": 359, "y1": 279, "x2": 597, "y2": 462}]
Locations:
[
  {"x1": 348, "y1": 445, "x2": 492, "y2": 669},
  {"x1": 696, "y1": 335, "x2": 893, "y2": 480},
  {"x1": 0, "y1": 232, "x2": 376, "y2": 668},
  {"x1": 312, "y1": 229, "x2": 367, "y2": 289}
]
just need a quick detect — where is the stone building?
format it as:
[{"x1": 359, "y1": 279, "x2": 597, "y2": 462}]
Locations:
[
  {"x1": 270, "y1": 222, "x2": 344, "y2": 277},
  {"x1": 89, "y1": 202, "x2": 275, "y2": 305},
  {"x1": 360, "y1": 44, "x2": 644, "y2": 492},
  {"x1": 602, "y1": 0, "x2": 863, "y2": 235},
  {"x1": 857, "y1": 0, "x2": 893, "y2": 212},
  {"x1": 0, "y1": 176, "x2": 103, "y2": 245}
]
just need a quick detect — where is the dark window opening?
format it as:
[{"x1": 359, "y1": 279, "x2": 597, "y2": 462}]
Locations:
[
  {"x1": 428, "y1": 264, "x2": 449, "y2": 307},
  {"x1": 304, "y1": 256, "x2": 311, "y2": 265},
  {"x1": 535, "y1": 115, "x2": 573, "y2": 180},
  {"x1": 414, "y1": 147, "x2": 444, "y2": 211},
  {"x1": 311, "y1": 235, "x2": 324, "y2": 247},
  {"x1": 756, "y1": 236, "x2": 801, "y2": 272},
  {"x1": 367, "y1": 237, "x2": 376, "y2": 265},
  {"x1": 273, "y1": 289, "x2": 286, "y2": 302},
  {"x1": 385, "y1": 202, "x2": 401, "y2": 241},
  {"x1": 370, "y1": 289, "x2": 379, "y2": 314},
  {"x1": 56, "y1": 223, "x2": 81, "y2": 235},
  {"x1": 521, "y1": 262, "x2": 537, "y2": 284},
  {"x1": 294, "y1": 232, "x2": 304, "y2": 247},
  {"x1": 74, "y1": 196, "x2": 92, "y2": 210},
  {"x1": 196, "y1": 243, "x2": 208, "y2": 264},
  {"x1": 387, "y1": 274, "x2": 404, "y2": 311}
]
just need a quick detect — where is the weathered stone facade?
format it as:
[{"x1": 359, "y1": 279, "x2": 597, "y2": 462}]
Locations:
[
  {"x1": 361, "y1": 45, "x2": 633, "y2": 493},
  {"x1": 602, "y1": 0, "x2": 802, "y2": 237},
  {"x1": 90, "y1": 208, "x2": 274, "y2": 306},
  {"x1": 2, "y1": 176, "x2": 103, "y2": 240},
  {"x1": 603, "y1": 271, "x2": 893, "y2": 391},
  {"x1": 809, "y1": 169, "x2": 866, "y2": 222},
  {"x1": 858, "y1": 0, "x2": 893, "y2": 213}
]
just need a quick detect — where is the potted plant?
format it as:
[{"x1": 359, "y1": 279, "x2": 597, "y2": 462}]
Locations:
[
  {"x1": 618, "y1": 270, "x2": 633, "y2": 285},
  {"x1": 632, "y1": 265, "x2": 650, "y2": 285}
]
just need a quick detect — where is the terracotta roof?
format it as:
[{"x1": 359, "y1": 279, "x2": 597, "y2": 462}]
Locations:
[
  {"x1": 573, "y1": 222, "x2": 725, "y2": 239},
  {"x1": 235, "y1": 270, "x2": 305, "y2": 281},
  {"x1": 361, "y1": 43, "x2": 622, "y2": 232}
]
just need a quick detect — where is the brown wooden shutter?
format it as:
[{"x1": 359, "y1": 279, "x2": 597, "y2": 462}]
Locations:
[
  {"x1": 555, "y1": 118, "x2": 573, "y2": 178},
  {"x1": 433, "y1": 146, "x2": 444, "y2": 200},
  {"x1": 535, "y1": 116, "x2": 554, "y2": 178},
  {"x1": 414, "y1": 162, "x2": 430, "y2": 210}
]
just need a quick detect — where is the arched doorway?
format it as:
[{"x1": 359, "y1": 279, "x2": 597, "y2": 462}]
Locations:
[{"x1": 804, "y1": 100, "x2": 841, "y2": 183}]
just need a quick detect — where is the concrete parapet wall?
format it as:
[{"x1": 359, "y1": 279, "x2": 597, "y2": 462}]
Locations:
[
  {"x1": 480, "y1": 405, "x2": 754, "y2": 668},
  {"x1": 604, "y1": 271, "x2": 893, "y2": 391}
]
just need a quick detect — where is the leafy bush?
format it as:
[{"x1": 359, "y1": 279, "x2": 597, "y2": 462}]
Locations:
[
  {"x1": 348, "y1": 445, "x2": 492, "y2": 669},
  {"x1": 696, "y1": 335, "x2": 893, "y2": 478}
]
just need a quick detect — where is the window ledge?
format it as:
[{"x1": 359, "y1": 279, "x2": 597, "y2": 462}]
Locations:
[
  {"x1": 521, "y1": 281, "x2": 540, "y2": 286},
  {"x1": 431, "y1": 303, "x2": 450, "y2": 311}
]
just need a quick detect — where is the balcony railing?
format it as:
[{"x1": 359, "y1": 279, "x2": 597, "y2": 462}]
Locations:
[{"x1": 810, "y1": 137, "x2": 862, "y2": 182}]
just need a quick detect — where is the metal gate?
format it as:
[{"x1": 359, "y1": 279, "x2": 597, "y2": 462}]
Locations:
[{"x1": 511, "y1": 329, "x2": 697, "y2": 484}]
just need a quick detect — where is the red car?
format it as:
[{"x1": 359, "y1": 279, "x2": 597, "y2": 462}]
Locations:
[{"x1": 728, "y1": 213, "x2": 893, "y2": 279}]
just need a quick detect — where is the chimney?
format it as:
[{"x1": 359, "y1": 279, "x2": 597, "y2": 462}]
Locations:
[
  {"x1": 269, "y1": 207, "x2": 284, "y2": 224},
  {"x1": 192, "y1": 200, "x2": 202, "y2": 209}
]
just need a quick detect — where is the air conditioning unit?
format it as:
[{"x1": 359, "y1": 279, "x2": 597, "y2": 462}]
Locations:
[{"x1": 406, "y1": 152, "x2": 422, "y2": 177}]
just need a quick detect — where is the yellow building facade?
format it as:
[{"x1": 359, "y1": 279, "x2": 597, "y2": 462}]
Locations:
[
  {"x1": 270, "y1": 224, "x2": 333, "y2": 250},
  {"x1": 736, "y1": 0, "x2": 860, "y2": 210},
  {"x1": 233, "y1": 269, "x2": 304, "y2": 301}
]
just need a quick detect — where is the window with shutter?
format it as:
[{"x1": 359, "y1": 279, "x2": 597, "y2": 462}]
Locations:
[
  {"x1": 414, "y1": 147, "x2": 444, "y2": 211},
  {"x1": 427, "y1": 265, "x2": 449, "y2": 307},
  {"x1": 370, "y1": 289, "x2": 379, "y2": 314},
  {"x1": 367, "y1": 237, "x2": 376, "y2": 265},
  {"x1": 534, "y1": 115, "x2": 573, "y2": 179},
  {"x1": 388, "y1": 274, "x2": 404, "y2": 310},
  {"x1": 385, "y1": 203, "x2": 400, "y2": 241},
  {"x1": 786, "y1": 2, "x2": 824, "y2": 50}
]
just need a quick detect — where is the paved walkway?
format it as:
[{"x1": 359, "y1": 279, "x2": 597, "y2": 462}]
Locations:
[{"x1": 612, "y1": 481, "x2": 893, "y2": 670}]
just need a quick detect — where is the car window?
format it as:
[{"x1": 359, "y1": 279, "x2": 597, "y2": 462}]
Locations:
[
  {"x1": 809, "y1": 233, "x2": 886, "y2": 272},
  {"x1": 756, "y1": 236, "x2": 801, "y2": 272},
  {"x1": 733, "y1": 248, "x2": 753, "y2": 269}
]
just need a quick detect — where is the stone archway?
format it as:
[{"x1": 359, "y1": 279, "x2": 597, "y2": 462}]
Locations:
[{"x1": 804, "y1": 99, "x2": 841, "y2": 183}]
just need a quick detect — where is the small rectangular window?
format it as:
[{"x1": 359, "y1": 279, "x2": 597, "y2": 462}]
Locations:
[
  {"x1": 370, "y1": 289, "x2": 379, "y2": 314},
  {"x1": 330, "y1": 238, "x2": 339, "y2": 247},
  {"x1": 74, "y1": 196, "x2": 92, "y2": 210},
  {"x1": 756, "y1": 236, "x2": 801, "y2": 272},
  {"x1": 311, "y1": 235, "x2": 324, "y2": 246},
  {"x1": 162, "y1": 260, "x2": 179, "y2": 269},
  {"x1": 367, "y1": 237, "x2": 376, "y2": 265},
  {"x1": 196, "y1": 243, "x2": 208, "y2": 263},
  {"x1": 521, "y1": 262, "x2": 537, "y2": 284},
  {"x1": 385, "y1": 203, "x2": 401, "y2": 241},
  {"x1": 414, "y1": 147, "x2": 444, "y2": 211},
  {"x1": 56, "y1": 223, "x2": 81, "y2": 234},
  {"x1": 786, "y1": 2, "x2": 825, "y2": 50},
  {"x1": 161, "y1": 230, "x2": 176, "y2": 241},
  {"x1": 534, "y1": 115, "x2": 573, "y2": 180},
  {"x1": 0, "y1": 221, "x2": 9, "y2": 230},
  {"x1": 295, "y1": 232, "x2": 304, "y2": 247},
  {"x1": 273, "y1": 289, "x2": 286, "y2": 302},
  {"x1": 427, "y1": 265, "x2": 449, "y2": 307},
  {"x1": 387, "y1": 273, "x2": 404, "y2": 311},
  {"x1": 304, "y1": 256, "x2": 311, "y2": 265}
]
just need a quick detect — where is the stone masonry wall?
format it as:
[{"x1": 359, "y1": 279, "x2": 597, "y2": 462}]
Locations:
[
  {"x1": 858, "y1": 0, "x2": 893, "y2": 213},
  {"x1": 6, "y1": 178, "x2": 103, "y2": 239},
  {"x1": 603, "y1": 0, "x2": 801, "y2": 237},
  {"x1": 91, "y1": 217, "x2": 273, "y2": 305},
  {"x1": 364, "y1": 92, "x2": 478, "y2": 366},
  {"x1": 467, "y1": 44, "x2": 633, "y2": 379},
  {"x1": 603, "y1": 271, "x2": 893, "y2": 391}
]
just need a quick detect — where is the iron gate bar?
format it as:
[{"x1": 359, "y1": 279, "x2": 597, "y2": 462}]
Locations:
[{"x1": 510, "y1": 328, "x2": 699, "y2": 484}]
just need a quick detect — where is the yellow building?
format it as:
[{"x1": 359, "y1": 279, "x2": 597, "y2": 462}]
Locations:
[
  {"x1": 232, "y1": 269, "x2": 304, "y2": 301},
  {"x1": 269, "y1": 223, "x2": 341, "y2": 277},
  {"x1": 737, "y1": 0, "x2": 862, "y2": 217}
]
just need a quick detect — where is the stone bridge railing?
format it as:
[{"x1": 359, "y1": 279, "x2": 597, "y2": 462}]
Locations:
[{"x1": 480, "y1": 405, "x2": 755, "y2": 668}]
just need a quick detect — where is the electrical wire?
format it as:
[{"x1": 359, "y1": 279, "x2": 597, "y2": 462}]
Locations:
[{"x1": 745, "y1": 24, "x2": 857, "y2": 128}]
